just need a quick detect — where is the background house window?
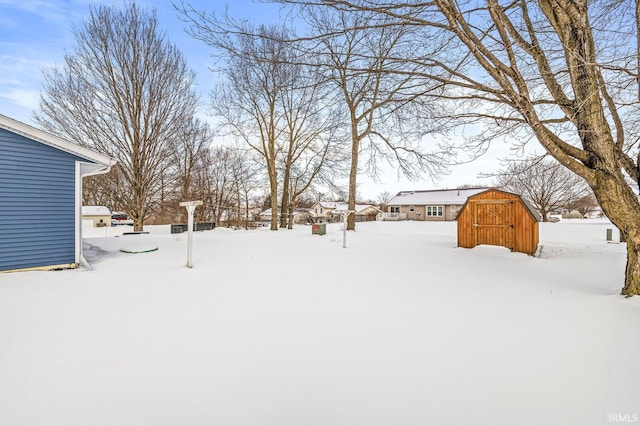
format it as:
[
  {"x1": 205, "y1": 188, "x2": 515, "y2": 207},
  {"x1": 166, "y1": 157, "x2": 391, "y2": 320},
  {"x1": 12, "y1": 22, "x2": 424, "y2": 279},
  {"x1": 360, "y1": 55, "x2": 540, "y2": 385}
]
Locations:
[
  {"x1": 427, "y1": 206, "x2": 444, "y2": 217},
  {"x1": 389, "y1": 206, "x2": 400, "y2": 213},
  {"x1": 409, "y1": 205, "x2": 415, "y2": 212}
]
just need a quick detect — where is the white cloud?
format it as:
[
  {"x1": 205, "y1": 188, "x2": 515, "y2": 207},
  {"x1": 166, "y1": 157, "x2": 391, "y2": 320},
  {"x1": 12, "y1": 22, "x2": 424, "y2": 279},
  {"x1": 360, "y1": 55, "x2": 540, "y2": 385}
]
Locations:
[
  {"x1": 0, "y1": 87, "x2": 40, "y2": 109},
  {"x1": 0, "y1": 0, "x2": 70, "y2": 24}
]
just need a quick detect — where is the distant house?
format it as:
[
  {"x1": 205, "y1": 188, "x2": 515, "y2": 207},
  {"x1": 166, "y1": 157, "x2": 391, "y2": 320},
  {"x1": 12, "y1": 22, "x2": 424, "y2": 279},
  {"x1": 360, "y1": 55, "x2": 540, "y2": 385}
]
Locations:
[
  {"x1": 310, "y1": 202, "x2": 338, "y2": 223},
  {"x1": 258, "y1": 208, "x2": 276, "y2": 222},
  {"x1": 310, "y1": 202, "x2": 381, "y2": 223},
  {"x1": 259, "y1": 208, "x2": 311, "y2": 224},
  {"x1": 0, "y1": 114, "x2": 114, "y2": 272},
  {"x1": 330, "y1": 203, "x2": 382, "y2": 222},
  {"x1": 385, "y1": 188, "x2": 489, "y2": 221},
  {"x1": 82, "y1": 206, "x2": 112, "y2": 227}
]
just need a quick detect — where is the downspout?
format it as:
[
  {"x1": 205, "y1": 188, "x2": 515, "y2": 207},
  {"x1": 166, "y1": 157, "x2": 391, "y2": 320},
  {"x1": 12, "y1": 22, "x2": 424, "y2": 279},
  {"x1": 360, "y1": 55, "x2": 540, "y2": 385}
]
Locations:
[{"x1": 76, "y1": 160, "x2": 115, "y2": 270}]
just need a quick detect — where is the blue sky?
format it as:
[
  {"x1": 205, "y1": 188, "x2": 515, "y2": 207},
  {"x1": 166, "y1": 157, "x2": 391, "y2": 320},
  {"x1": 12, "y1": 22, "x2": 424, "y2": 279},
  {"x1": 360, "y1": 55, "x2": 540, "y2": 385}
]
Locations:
[
  {"x1": 0, "y1": 0, "x2": 509, "y2": 198},
  {"x1": 0, "y1": 0, "x2": 284, "y2": 125}
]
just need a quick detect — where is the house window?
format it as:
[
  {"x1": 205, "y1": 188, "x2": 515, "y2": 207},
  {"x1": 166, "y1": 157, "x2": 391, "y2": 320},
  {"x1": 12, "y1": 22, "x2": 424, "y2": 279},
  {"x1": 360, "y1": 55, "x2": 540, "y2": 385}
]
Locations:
[
  {"x1": 426, "y1": 206, "x2": 443, "y2": 217},
  {"x1": 409, "y1": 205, "x2": 415, "y2": 212},
  {"x1": 389, "y1": 206, "x2": 400, "y2": 213}
]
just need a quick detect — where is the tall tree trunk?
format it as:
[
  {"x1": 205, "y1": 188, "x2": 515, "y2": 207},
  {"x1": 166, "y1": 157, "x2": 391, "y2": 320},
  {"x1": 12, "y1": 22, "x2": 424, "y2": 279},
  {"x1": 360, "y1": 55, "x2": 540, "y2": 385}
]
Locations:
[
  {"x1": 280, "y1": 170, "x2": 290, "y2": 229},
  {"x1": 287, "y1": 199, "x2": 294, "y2": 230},
  {"x1": 636, "y1": 0, "x2": 640, "y2": 101},
  {"x1": 535, "y1": 0, "x2": 640, "y2": 296},
  {"x1": 268, "y1": 163, "x2": 279, "y2": 231},
  {"x1": 347, "y1": 127, "x2": 360, "y2": 231},
  {"x1": 244, "y1": 193, "x2": 250, "y2": 230},
  {"x1": 133, "y1": 186, "x2": 144, "y2": 232},
  {"x1": 591, "y1": 173, "x2": 640, "y2": 297},
  {"x1": 623, "y1": 237, "x2": 640, "y2": 296}
]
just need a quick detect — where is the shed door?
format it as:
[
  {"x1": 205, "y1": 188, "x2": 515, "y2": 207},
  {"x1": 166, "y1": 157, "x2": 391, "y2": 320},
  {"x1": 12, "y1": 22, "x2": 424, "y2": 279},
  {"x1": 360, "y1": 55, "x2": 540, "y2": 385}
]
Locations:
[{"x1": 473, "y1": 200, "x2": 514, "y2": 250}]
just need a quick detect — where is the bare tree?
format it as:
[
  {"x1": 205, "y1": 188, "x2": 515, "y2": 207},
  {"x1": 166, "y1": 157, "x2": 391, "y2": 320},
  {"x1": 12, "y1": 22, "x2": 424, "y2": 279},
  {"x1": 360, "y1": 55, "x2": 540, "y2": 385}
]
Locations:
[
  {"x1": 178, "y1": 8, "x2": 348, "y2": 230},
  {"x1": 230, "y1": 147, "x2": 262, "y2": 229},
  {"x1": 82, "y1": 173, "x2": 117, "y2": 209},
  {"x1": 277, "y1": 65, "x2": 346, "y2": 228},
  {"x1": 299, "y1": 6, "x2": 456, "y2": 230},
  {"x1": 377, "y1": 191, "x2": 392, "y2": 210},
  {"x1": 283, "y1": 0, "x2": 640, "y2": 296},
  {"x1": 172, "y1": 119, "x2": 212, "y2": 203},
  {"x1": 193, "y1": 23, "x2": 292, "y2": 230},
  {"x1": 168, "y1": 118, "x2": 212, "y2": 222},
  {"x1": 199, "y1": 145, "x2": 253, "y2": 226},
  {"x1": 35, "y1": 3, "x2": 198, "y2": 231},
  {"x1": 568, "y1": 194, "x2": 600, "y2": 218},
  {"x1": 178, "y1": 3, "x2": 459, "y2": 232},
  {"x1": 494, "y1": 157, "x2": 590, "y2": 221}
]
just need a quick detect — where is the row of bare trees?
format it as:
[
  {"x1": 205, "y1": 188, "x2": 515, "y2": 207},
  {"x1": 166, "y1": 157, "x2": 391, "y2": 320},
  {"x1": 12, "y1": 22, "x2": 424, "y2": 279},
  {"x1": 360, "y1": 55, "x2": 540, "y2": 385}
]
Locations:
[
  {"x1": 178, "y1": 3, "x2": 460, "y2": 231},
  {"x1": 158, "y1": 141, "x2": 264, "y2": 227},
  {"x1": 81, "y1": 139, "x2": 262, "y2": 228},
  {"x1": 34, "y1": 4, "x2": 268, "y2": 230},
  {"x1": 180, "y1": 16, "x2": 353, "y2": 230}
]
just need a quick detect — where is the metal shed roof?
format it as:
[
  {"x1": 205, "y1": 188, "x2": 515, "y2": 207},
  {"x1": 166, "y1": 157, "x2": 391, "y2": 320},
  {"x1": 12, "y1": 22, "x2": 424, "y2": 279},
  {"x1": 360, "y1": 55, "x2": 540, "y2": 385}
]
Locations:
[{"x1": 388, "y1": 188, "x2": 489, "y2": 205}]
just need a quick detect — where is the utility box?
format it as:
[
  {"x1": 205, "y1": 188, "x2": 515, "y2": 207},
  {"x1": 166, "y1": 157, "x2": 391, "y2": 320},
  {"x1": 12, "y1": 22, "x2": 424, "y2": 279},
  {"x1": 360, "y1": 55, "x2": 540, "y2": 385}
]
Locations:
[
  {"x1": 171, "y1": 224, "x2": 189, "y2": 234},
  {"x1": 312, "y1": 223, "x2": 326, "y2": 235}
]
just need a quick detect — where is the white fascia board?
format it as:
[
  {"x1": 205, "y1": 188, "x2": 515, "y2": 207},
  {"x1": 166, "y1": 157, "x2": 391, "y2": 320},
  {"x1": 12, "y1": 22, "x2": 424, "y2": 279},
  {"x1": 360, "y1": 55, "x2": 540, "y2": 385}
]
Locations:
[
  {"x1": 0, "y1": 113, "x2": 116, "y2": 168},
  {"x1": 75, "y1": 160, "x2": 113, "y2": 266}
]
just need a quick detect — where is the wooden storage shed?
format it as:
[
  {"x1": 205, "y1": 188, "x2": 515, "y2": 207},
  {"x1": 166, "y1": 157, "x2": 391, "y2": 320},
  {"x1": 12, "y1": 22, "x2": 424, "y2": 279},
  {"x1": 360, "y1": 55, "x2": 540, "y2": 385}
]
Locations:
[{"x1": 456, "y1": 188, "x2": 540, "y2": 255}]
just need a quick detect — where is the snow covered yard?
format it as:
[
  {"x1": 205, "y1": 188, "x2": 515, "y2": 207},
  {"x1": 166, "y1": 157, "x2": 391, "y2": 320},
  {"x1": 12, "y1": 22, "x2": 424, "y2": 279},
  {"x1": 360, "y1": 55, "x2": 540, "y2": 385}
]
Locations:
[{"x1": 1, "y1": 220, "x2": 638, "y2": 426}]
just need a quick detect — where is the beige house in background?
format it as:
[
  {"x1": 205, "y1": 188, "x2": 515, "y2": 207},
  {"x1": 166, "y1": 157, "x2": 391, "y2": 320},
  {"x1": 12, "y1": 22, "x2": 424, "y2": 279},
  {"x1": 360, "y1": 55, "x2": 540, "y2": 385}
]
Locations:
[
  {"x1": 386, "y1": 188, "x2": 489, "y2": 221},
  {"x1": 310, "y1": 202, "x2": 381, "y2": 223},
  {"x1": 82, "y1": 206, "x2": 112, "y2": 227},
  {"x1": 310, "y1": 202, "x2": 337, "y2": 223}
]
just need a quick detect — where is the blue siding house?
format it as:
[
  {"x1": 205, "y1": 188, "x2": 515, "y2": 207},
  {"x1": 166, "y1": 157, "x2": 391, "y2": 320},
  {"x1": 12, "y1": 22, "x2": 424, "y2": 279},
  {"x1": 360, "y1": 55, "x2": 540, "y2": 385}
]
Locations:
[{"x1": 0, "y1": 114, "x2": 114, "y2": 272}]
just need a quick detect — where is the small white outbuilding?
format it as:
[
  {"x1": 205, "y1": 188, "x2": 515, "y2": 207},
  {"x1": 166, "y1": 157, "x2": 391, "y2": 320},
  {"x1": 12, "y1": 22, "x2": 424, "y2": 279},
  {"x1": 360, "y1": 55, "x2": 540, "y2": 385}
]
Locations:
[{"x1": 82, "y1": 206, "x2": 112, "y2": 227}]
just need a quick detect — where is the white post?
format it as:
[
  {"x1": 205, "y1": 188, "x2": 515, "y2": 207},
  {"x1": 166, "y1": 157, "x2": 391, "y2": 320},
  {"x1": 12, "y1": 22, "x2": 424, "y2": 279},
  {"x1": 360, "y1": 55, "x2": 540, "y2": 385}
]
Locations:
[
  {"x1": 186, "y1": 205, "x2": 195, "y2": 267},
  {"x1": 180, "y1": 200, "x2": 203, "y2": 268},
  {"x1": 343, "y1": 210, "x2": 355, "y2": 248}
]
